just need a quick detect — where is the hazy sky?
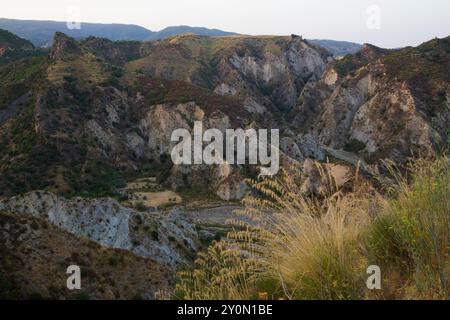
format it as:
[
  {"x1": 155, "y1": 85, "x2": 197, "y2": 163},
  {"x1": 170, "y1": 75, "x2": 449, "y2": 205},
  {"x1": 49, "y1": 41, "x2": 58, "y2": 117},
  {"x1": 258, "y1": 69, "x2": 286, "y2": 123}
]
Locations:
[{"x1": 1, "y1": 0, "x2": 449, "y2": 48}]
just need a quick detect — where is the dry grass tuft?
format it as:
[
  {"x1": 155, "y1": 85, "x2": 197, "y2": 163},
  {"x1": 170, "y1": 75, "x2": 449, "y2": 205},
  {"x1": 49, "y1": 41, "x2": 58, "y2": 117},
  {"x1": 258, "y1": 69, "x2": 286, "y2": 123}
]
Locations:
[{"x1": 176, "y1": 157, "x2": 450, "y2": 300}]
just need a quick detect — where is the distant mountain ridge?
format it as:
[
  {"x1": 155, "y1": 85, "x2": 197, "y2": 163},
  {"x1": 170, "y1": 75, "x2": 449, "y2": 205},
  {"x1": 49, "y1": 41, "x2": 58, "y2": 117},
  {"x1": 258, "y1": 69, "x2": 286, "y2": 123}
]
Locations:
[
  {"x1": 0, "y1": 18, "x2": 362, "y2": 57},
  {"x1": 0, "y1": 18, "x2": 240, "y2": 47},
  {"x1": 148, "y1": 25, "x2": 239, "y2": 41},
  {"x1": 0, "y1": 18, "x2": 151, "y2": 47},
  {"x1": 308, "y1": 39, "x2": 362, "y2": 57}
]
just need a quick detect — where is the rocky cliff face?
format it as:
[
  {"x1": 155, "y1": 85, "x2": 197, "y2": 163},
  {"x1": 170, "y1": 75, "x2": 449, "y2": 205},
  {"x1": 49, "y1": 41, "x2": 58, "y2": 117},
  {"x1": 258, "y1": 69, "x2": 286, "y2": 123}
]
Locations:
[
  {"x1": 134, "y1": 100, "x2": 245, "y2": 197},
  {"x1": 221, "y1": 35, "x2": 328, "y2": 112},
  {"x1": 0, "y1": 191, "x2": 198, "y2": 270},
  {"x1": 49, "y1": 32, "x2": 82, "y2": 61},
  {"x1": 0, "y1": 32, "x2": 331, "y2": 198},
  {"x1": 1, "y1": 33, "x2": 448, "y2": 198},
  {"x1": 123, "y1": 34, "x2": 329, "y2": 119},
  {"x1": 289, "y1": 38, "x2": 450, "y2": 165}
]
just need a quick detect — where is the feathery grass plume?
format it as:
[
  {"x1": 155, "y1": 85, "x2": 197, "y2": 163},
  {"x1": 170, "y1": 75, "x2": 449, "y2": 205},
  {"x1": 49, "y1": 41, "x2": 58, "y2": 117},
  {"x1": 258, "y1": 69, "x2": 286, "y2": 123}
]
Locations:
[
  {"x1": 365, "y1": 157, "x2": 450, "y2": 299},
  {"x1": 176, "y1": 161, "x2": 381, "y2": 300},
  {"x1": 231, "y1": 163, "x2": 382, "y2": 300},
  {"x1": 175, "y1": 157, "x2": 449, "y2": 300},
  {"x1": 174, "y1": 241, "x2": 262, "y2": 300}
]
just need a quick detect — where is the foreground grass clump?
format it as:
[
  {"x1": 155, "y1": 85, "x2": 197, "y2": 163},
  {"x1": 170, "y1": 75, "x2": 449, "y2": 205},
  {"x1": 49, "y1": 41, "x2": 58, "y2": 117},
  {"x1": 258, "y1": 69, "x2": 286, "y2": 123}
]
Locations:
[
  {"x1": 176, "y1": 163, "x2": 376, "y2": 300},
  {"x1": 365, "y1": 158, "x2": 450, "y2": 299},
  {"x1": 175, "y1": 157, "x2": 449, "y2": 300},
  {"x1": 230, "y1": 166, "x2": 381, "y2": 300},
  {"x1": 175, "y1": 242, "x2": 261, "y2": 300}
]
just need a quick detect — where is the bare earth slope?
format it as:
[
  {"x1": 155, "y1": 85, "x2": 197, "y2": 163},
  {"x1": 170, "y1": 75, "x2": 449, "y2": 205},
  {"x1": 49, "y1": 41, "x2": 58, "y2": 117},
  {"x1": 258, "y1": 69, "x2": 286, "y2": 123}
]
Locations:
[{"x1": 0, "y1": 210, "x2": 170, "y2": 300}]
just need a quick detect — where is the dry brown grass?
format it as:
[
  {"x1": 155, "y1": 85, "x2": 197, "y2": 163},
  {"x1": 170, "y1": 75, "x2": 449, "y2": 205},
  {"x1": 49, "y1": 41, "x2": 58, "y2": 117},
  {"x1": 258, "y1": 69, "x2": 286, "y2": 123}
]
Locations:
[
  {"x1": 130, "y1": 191, "x2": 182, "y2": 208},
  {"x1": 176, "y1": 162, "x2": 379, "y2": 299},
  {"x1": 176, "y1": 157, "x2": 450, "y2": 300}
]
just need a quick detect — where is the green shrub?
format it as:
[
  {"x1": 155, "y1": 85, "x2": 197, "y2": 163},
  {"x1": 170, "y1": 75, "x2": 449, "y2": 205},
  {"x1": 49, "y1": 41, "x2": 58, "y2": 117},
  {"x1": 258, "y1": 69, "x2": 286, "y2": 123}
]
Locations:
[
  {"x1": 109, "y1": 254, "x2": 120, "y2": 267},
  {"x1": 74, "y1": 292, "x2": 91, "y2": 300},
  {"x1": 365, "y1": 158, "x2": 450, "y2": 298},
  {"x1": 151, "y1": 230, "x2": 160, "y2": 242},
  {"x1": 344, "y1": 139, "x2": 366, "y2": 153},
  {"x1": 30, "y1": 221, "x2": 40, "y2": 231},
  {"x1": 0, "y1": 273, "x2": 20, "y2": 300},
  {"x1": 134, "y1": 201, "x2": 146, "y2": 212}
]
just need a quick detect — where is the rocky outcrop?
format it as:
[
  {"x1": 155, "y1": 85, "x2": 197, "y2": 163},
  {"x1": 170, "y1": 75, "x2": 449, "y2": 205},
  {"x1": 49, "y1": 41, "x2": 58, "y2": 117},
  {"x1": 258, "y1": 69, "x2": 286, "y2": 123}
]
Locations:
[
  {"x1": 0, "y1": 191, "x2": 199, "y2": 270},
  {"x1": 49, "y1": 32, "x2": 82, "y2": 60},
  {"x1": 225, "y1": 35, "x2": 327, "y2": 111},
  {"x1": 281, "y1": 133, "x2": 326, "y2": 162},
  {"x1": 289, "y1": 36, "x2": 450, "y2": 165},
  {"x1": 136, "y1": 102, "x2": 232, "y2": 158}
]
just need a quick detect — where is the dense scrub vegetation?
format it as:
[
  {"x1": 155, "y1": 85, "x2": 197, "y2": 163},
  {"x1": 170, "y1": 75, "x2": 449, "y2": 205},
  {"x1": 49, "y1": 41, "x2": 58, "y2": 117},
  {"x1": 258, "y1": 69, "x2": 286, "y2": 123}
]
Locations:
[{"x1": 0, "y1": 57, "x2": 47, "y2": 109}]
